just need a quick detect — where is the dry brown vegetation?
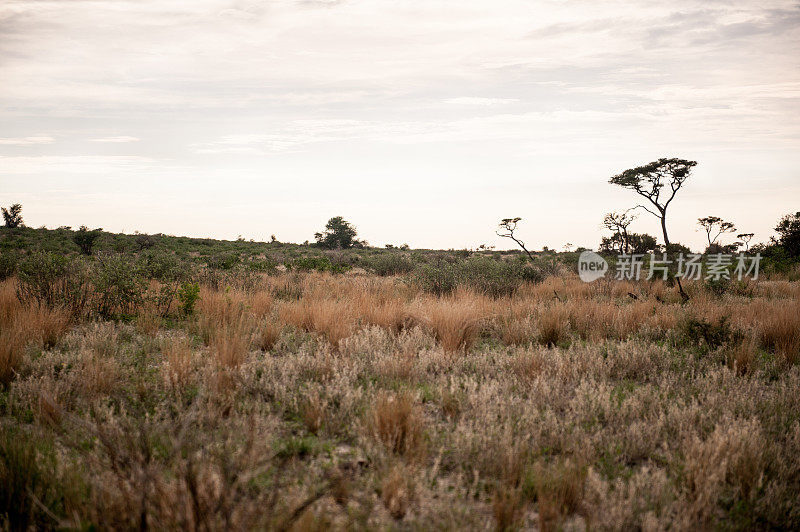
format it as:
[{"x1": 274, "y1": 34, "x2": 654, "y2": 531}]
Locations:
[{"x1": 2, "y1": 271, "x2": 800, "y2": 530}]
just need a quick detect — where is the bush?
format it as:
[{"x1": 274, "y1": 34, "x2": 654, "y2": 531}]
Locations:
[
  {"x1": 459, "y1": 256, "x2": 524, "y2": 298},
  {"x1": 139, "y1": 250, "x2": 190, "y2": 283},
  {"x1": 0, "y1": 252, "x2": 18, "y2": 281},
  {"x1": 411, "y1": 260, "x2": 460, "y2": 296},
  {"x1": 92, "y1": 254, "x2": 147, "y2": 319},
  {"x1": 412, "y1": 256, "x2": 540, "y2": 297},
  {"x1": 364, "y1": 253, "x2": 417, "y2": 276},
  {"x1": 679, "y1": 315, "x2": 739, "y2": 349},
  {"x1": 177, "y1": 281, "x2": 201, "y2": 315},
  {"x1": 16, "y1": 252, "x2": 90, "y2": 313},
  {"x1": 72, "y1": 226, "x2": 103, "y2": 256},
  {"x1": 287, "y1": 256, "x2": 350, "y2": 274},
  {"x1": 204, "y1": 253, "x2": 241, "y2": 270}
]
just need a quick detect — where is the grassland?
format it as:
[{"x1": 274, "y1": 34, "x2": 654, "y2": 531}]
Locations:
[{"x1": 1, "y1": 231, "x2": 800, "y2": 530}]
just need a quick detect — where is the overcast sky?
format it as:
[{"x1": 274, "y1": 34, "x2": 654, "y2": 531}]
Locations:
[{"x1": 1, "y1": 0, "x2": 798, "y2": 250}]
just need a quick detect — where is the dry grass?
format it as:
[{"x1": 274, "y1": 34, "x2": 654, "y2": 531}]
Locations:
[
  {"x1": 381, "y1": 464, "x2": 416, "y2": 520},
  {"x1": 414, "y1": 292, "x2": 486, "y2": 353},
  {"x1": 3, "y1": 271, "x2": 800, "y2": 529},
  {"x1": 162, "y1": 335, "x2": 195, "y2": 391},
  {"x1": 368, "y1": 390, "x2": 426, "y2": 461}
]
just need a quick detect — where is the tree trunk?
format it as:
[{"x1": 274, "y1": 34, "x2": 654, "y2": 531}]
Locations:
[{"x1": 660, "y1": 211, "x2": 689, "y2": 301}]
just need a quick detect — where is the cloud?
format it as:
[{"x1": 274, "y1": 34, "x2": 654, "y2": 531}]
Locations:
[
  {"x1": 0, "y1": 136, "x2": 54, "y2": 145},
  {"x1": 89, "y1": 136, "x2": 139, "y2": 143},
  {"x1": 443, "y1": 97, "x2": 519, "y2": 106}
]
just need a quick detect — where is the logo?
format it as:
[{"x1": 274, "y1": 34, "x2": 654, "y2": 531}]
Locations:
[{"x1": 578, "y1": 251, "x2": 608, "y2": 282}]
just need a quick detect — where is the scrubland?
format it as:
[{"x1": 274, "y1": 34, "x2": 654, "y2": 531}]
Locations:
[{"x1": 2, "y1": 267, "x2": 800, "y2": 530}]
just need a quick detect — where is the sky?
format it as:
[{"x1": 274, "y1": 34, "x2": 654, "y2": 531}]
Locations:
[{"x1": 1, "y1": 0, "x2": 799, "y2": 251}]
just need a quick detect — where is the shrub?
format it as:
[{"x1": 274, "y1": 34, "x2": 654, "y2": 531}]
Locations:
[
  {"x1": 460, "y1": 255, "x2": 523, "y2": 298},
  {"x1": 412, "y1": 256, "x2": 531, "y2": 297},
  {"x1": 177, "y1": 281, "x2": 201, "y2": 315},
  {"x1": 0, "y1": 252, "x2": 18, "y2": 281},
  {"x1": 72, "y1": 226, "x2": 103, "y2": 255},
  {"x1": 364, "y1": 253, "x2": 417, "y2": 276},
  {"x1": 411, "y1": 260, "x2": 459, "y2": 296},
  {"x1": 680, "y1": 315, "x2": 737, "y2": 349},
  {"x1": 204, "y1": 252, "x2": 241, "y2": 270},
  {"x1": 92, "y1": 254, "x2": 147, "y2": 319},
  {"x1": 287, "y1": 256, "x2": 350, "y2": 274},
  {"x1": 16, "y1": 252, "x2": 90, "y2": 314}
]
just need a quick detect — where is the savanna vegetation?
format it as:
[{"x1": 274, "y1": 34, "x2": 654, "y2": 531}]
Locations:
[{"x1": 1, "y1": 201, "x2": 800, "y2": 530}]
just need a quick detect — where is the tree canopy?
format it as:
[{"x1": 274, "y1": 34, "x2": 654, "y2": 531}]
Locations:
[{"x1": 314, "y1": 216, "x2": 362, "y2": 249}]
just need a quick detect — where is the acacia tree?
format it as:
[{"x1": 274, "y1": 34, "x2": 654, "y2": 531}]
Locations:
[
  {"x1": 609, "y1": 158, "x2": 697, "y2": 300},
  {"x1": 1, "y1": 203, "x2": 23, "y2": 228},
  {"x1": 602, "y1": 210, "x2": 637, "y2": 254},
  {"x1": 497, "y1": 217, "x2": 536, "y2": 261},
  {"x1": 698, "y1": 216, "x2": 736, "y2": 247},
  {"x1": 736, "y1": 232, "x2": 754, "y2": 252},
  {"x1": 314, "y1": 216, "x2": 361, "y2": 249},
  {"x1": 73, "y1": 226, "x2": 103, "y2": 255}
]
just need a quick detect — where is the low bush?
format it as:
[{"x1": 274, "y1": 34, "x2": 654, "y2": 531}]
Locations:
[
  {"x1": 16, "y1": 252, "x2": 90, "y2": 314},
  {"x1": 0, "y1": 252, "x2": 18, "y2": 281},
  {"x1": 412, "y1": 256, "x2": 542, "y2": 297},
  {"x1": 287, "y1": 256, "x2": 350, "y2": 273},
  {"x1": 92, "y1": 253, "x2": 147, "y2": 319},
  {"x1": 363, "y1": 253, "x2": 417, "y2": 276}
]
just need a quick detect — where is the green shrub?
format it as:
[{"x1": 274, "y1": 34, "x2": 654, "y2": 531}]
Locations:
[
  {"x1": 92, "y1": 254, "x2": 147, "y2": 319},
  {"x1": 411, "y1": 260, "x2": 460, "y2": 296},
  {"x1": 177, "y1": 281, "x2": 201, "y2": 315},
  {"x1": 459, "y1": 255, "x2": 523, "y2": 297},
  {"x1": 679, "y1": 315, "x2": 739, "y2": 349},
  {"x1": 16, "y1": 252, "x2": 90, "y2": 313},
  {"x1": 0, "y1": 252, "x2": 18, "y2": 281},
  {"x1": 72, "y1": 226, "x2": 103, "y2": 256},
  {"x1": 704, "y1": 276, "x2": 731, "y2": 297},
  {"x1": 412, "y1": 256, "x2": 537, "y2": 297},
  {"x1": 287, "y1": 256, "x2": 350, "y2": 274},
  {"x1": 204, "y1": 253, "x2": 241, "y2": 270},
  {"x1": 246, "y1": 258, "x2": 278, "y2": 274},
  {"x1": 364, "y1": 253, "x2": 417, "y2": 276}
]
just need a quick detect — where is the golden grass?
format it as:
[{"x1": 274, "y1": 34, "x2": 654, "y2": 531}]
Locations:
[
  {"x1": 4, "y1": 271, "x2": 800, "y2": 529},
  {"x1": 0, "y1": 280, "x2": 71, "y2": 385},
  {"x1": 381, "y1": 464, "x2": 416, "y2": 520},
  {"x1": 368, "y1": 390, "x2": 426, "y2": 461},
  {"x1": 413, "y1": 292, "x2": 487, "y2": 353}
]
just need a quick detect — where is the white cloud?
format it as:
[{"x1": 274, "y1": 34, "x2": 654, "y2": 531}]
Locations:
[
  {"x1": 443, "y1": 97, "x2": 519, "y2": 106},
  {"x1": 89, "y1": 136, "x2": 139, "y2": 143},
  {"x1": 0, "y1": 136, "x2": 54, "y2": 145}
]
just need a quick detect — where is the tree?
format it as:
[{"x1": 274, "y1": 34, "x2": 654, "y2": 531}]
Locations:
[
  {"x1": 314, "y1": 216, "x2": 361, "y2": 249},
  {"x1": 609, "y1": 158, "x2": 697, "y2": 300},
  {"x1": 736, "y1": 233, "x2": 754, "y2": 252},
  {"x1": 497, "y1": 218, "x2": 535, "y2": 261},
  {"x1": 698, "y1": 216, "x2": 736, "y2": 247},
  {"x1": 602, "y1": 210, "x2": 637, "y2": 254},
  {"x1": 775, "y1": 211, "x2": 800, "y2": 258},
  {"x1": 73, "y1": 226, "x2": 103, "y2": 255},
  {"x1": 628, "y1": 233, "x2": 658, "y2": 254},
  {"x1": 2, "y1": 203, "x2": 23, "y2": 228}
]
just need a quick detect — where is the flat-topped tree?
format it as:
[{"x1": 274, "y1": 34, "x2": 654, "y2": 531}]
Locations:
[
  {"x1": 698, "y1": 216, "x2": 736, "y2": 247},
  {"x1": 609, "y1": 158, "x2": 697, "y2": 301},
  {"x1": 737, "y1": 232, "x2": 754, "y2": 252},
  {"x1": 602, "y1": 210, "x2": 637, "y2": 254},
  {"x1": 497, "y1": 217, "x2": 535, "y2": 261}
]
